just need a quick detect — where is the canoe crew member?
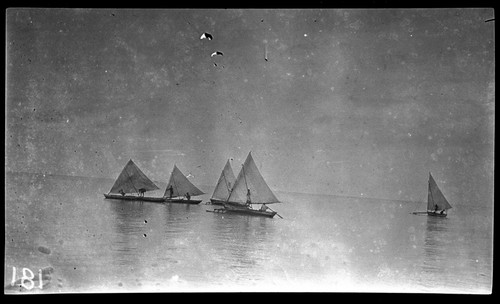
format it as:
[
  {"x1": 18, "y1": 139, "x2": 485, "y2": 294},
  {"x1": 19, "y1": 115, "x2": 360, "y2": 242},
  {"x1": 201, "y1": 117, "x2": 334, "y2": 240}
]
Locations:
[
  {"x1": 119, "y1": 189, "x2": 125, "y2": 196},
  {"x1": 167, "y1": 185, "x2": 174, "y2": 198},
  {"x1": 440, "y1": 209, "x2": 445, "y2": 215},
  {"x1": 138, "y1": 188, "x2": 146, "y2": 197},
  {"x1": 434, "y1": 204, "x2": 439, "y2": 213},
  {"x1": 186, "y1": 192, "x2": 191, "y2": 201},
  {"x1": 246, "y1": 189, "x2": 251, "y2": 207},
  {"x1": 260, "y1": 204, "x2": 269, "y2": 211}
]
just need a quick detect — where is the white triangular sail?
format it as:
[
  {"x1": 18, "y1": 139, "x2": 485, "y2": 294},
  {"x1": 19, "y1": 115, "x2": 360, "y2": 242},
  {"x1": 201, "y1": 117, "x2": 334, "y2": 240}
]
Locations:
[
  {"x1": 226, "y1": 152, "x2": 280, "y2": 205},
  {"x1": 211, "y1": 159, "x2": 236, "y2": 201},
  {"x1": 427, "y1": 173, "x2": 452, "y2": 211},
  {"x1": 164, "y1": 165, "x2": 205, "y2": 198},
  {"x1": 109, "y1": 159, "x2": 160, "y2": 194}
]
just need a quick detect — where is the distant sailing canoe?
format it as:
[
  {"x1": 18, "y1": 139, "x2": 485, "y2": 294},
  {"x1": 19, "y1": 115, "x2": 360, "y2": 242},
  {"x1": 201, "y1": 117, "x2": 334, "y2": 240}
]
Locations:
[
  {"x1": 209, "y1": 159, "x2": 236, "y2": 205},
  {"x1": 412, "y1": 173, "x2": 452, "y2": 217},
  {"x1": 104, "y1": 159, "x2": 164, "y2": 202},
  {"x1": 221, "y1": 152, "x2": 281, "y2": 218},
  {"x1": 164, "y1": 165, "x2": 205, "y2": 204}
]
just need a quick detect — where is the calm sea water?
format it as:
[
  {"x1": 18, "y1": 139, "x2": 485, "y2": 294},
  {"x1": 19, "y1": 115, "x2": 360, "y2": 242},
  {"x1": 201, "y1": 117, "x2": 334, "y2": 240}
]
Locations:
[{"x1": 4, "y1": 172, "x2": 492, "y2": 293}]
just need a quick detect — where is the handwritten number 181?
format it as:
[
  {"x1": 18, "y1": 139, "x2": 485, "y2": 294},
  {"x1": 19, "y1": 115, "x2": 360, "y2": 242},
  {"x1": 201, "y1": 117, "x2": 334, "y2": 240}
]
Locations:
[{"x1": 11, "y1": 267, "x2": 44, "y2": 290}]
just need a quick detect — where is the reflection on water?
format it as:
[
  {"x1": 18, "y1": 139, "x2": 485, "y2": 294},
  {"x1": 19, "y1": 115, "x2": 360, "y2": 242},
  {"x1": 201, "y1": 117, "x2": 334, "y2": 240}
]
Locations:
[
  {"x1": 417, "y1": 212, "x2": 492, "y2": 293},
  {"x1": 108, "y1": 201, "x2": 155, "y2": 269},
  {"x1": 209, "y1": 213, "x2": 275, "y2": 284},
  {"x1": 105, "y1": 199, "x2": 277, "y2": 287},
  {"x1": 4, "y1": 173, "x2": 492, "y2": 293},
  {"x1": 421, "y1": 216, "x2": 450, "y2": 275}
]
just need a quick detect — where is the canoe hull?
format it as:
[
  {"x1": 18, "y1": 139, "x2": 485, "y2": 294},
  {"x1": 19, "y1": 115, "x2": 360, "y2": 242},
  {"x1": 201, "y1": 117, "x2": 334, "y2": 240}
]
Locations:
[
  {"x1": 165, "y1": 198, "x2": 202, "y2": 205},
  {"x1": 427, "y1": 211, "x2": 448, "y2": 217},
  {"x1": 103, "y1": 193, "x2": 165, "y2": 203},
  {"x1": 412, "y1": 211, "x2": 448, "y2": 217},
  {"x1": 209, "y1": 199, "x2": 226, "y2": 205},
  {"x1": 223, "y1": 206, "x2": 276, "y2": 218},
  {"x1": 104, "y1": 193, "x2": 202, "y2": 205}
]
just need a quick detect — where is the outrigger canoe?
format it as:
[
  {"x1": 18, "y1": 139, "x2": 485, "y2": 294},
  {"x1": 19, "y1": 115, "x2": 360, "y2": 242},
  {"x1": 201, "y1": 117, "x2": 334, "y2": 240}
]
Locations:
[
  {"x1": 207, "y1": 152, "x2": 282, "y2": 219},
  {"x1": 206, "y1": 206, "x2": 277, "y2": 218},
  {"x1": 104, "y1": 193, "x2": 165, "y2": 203},
  {"x1": 412, "y1": 172, "x2": 452, "y2": 218}
]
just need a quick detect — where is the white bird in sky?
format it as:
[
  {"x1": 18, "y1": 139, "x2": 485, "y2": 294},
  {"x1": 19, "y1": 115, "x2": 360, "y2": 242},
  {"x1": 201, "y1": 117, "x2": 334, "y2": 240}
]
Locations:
[
  {"x1": 211, "y1": 51, "x2": 224, "y2": 57},
  {"x1": 200, "y1": 32, "x2": 213, "y2": 40}
]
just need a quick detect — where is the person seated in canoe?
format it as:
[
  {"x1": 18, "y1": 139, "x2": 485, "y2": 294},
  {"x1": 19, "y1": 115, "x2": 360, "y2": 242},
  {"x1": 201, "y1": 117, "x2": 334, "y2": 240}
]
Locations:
[
  {"x1": 185, "y1": 192, "x2": 191, "y2": 201},
  {"x1": 440, "y1": 209, "x2": 445, "y2": 215},
  {"x1": 167, "y1": 185, "x2": 174, "y2": 198},
  {"x1": 119, "y1": 189, "x2": 125, "y2": 196},
  {"x1": 433, "y1": 204, "x2": 439, "y2": 213},
  {"x1": 138, "y1": 188, "x2": 146, "y2": 197},
  {"x1": 260, "y1": 204, "x2": 269, "y2": 212}
]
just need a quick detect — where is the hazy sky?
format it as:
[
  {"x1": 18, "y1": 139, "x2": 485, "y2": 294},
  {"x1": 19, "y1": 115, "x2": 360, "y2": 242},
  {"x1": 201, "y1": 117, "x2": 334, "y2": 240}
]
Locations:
[{"x1": 6, "y1": 8, "x2": 494, "y2": 204}]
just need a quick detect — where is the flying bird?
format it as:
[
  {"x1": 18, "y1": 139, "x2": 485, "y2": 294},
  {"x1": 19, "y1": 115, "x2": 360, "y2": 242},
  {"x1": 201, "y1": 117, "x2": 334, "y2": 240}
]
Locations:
[
  {"x1": 211, "y1": 51, "x2": 224, "y2": 57},
  {"x1": 200, "y1": 32, "x2": 213, "y2": 40}
]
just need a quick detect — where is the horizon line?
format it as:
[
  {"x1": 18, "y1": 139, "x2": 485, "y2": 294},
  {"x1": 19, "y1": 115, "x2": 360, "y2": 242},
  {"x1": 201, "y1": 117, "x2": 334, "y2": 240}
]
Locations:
[{"x1": 6, "y1": 170, "x2": 425, "y2": 205}]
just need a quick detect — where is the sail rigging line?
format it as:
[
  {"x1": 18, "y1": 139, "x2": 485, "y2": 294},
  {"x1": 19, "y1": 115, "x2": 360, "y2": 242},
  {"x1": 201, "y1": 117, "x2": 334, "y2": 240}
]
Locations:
[
  {"x1": 225, "y1": 180, "x2": 234, "y2": 203},
  {"x1": 222, "y1": 171, "x2": 231, "y2": 193},
  {"x1": 241, "y1": 163, "x2": 250, "y2": 204},
  {"x1": 222, "y1": 171, "x2": 232, "y2": 200}
]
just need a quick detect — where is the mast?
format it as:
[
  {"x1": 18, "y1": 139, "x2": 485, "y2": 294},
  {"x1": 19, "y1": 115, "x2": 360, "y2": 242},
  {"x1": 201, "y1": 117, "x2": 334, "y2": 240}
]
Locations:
[{"x1": 242, "y1": 163, "x2": 249, "y2": 203}]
